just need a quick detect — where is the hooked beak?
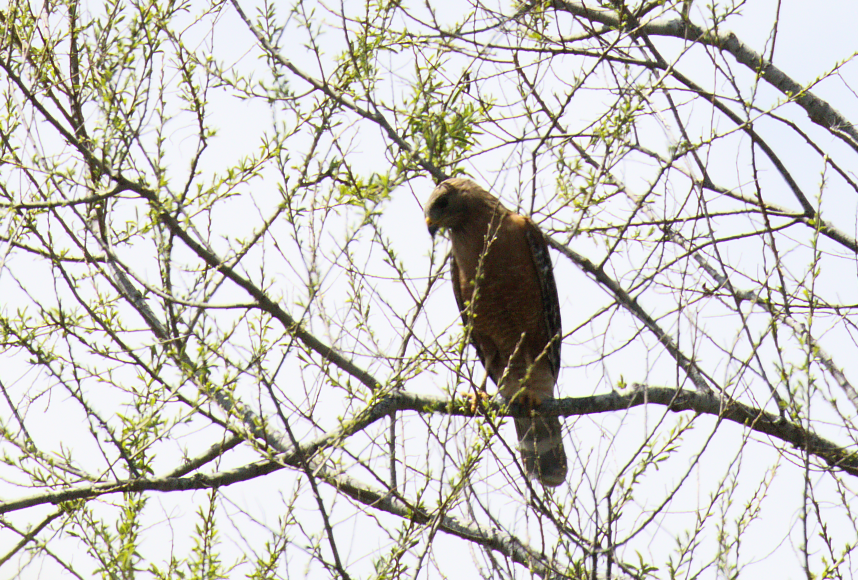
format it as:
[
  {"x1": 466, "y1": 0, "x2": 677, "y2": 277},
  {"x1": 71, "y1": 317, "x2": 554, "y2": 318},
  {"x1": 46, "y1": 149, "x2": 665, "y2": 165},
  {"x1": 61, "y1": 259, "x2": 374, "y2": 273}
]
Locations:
[{"x1": 426, "y1": 217, "x2": 439, "y2": 237}]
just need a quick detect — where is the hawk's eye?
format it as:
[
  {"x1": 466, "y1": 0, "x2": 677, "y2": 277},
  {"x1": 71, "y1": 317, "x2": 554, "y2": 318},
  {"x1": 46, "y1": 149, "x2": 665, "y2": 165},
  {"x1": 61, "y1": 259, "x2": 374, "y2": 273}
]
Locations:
[{"x1": 434, "y1": 196, "x2": 449, "y2": 210}]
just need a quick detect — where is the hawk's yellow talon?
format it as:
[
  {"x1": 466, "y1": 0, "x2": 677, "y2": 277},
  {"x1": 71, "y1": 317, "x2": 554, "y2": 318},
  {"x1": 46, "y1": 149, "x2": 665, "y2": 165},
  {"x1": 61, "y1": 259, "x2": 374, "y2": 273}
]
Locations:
[{"x1": 464, "y1": 389, "x2": 490, "y2": 414}]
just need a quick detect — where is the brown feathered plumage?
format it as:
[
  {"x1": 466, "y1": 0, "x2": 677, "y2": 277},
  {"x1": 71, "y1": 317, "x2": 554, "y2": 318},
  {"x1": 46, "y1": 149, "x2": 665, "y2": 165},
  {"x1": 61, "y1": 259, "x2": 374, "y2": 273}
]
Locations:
[{"x1": 425, "y1": 177, "x2": 567, "y2": 487}]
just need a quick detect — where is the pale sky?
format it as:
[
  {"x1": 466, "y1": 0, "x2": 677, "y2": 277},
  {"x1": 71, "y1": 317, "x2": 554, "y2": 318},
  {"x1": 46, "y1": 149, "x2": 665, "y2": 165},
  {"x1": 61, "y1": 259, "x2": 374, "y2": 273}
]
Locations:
[{"x1": 2, "y1": 0, "x2": 858, "y2": 578}]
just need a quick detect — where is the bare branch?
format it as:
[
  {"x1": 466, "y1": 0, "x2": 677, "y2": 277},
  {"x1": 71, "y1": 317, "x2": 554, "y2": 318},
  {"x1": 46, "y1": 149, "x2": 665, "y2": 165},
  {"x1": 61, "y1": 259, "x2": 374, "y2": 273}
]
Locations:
[{"x1": 551, "y1": 0, "x2": 858, "y2": 152}]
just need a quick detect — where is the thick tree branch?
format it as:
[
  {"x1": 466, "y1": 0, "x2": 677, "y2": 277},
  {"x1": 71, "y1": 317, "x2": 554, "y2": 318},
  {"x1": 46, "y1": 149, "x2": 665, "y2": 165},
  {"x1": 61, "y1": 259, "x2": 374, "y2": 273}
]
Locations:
[
  {"x1": 0, "y1": 426, "x2": 562, "y2": 576},
  {"x1": 546, "y1": 236, "x2": 714, "y2": 394},
  {"x1": 320, "y1": 470, "x2": 564, "y2": 579},
  {"x1": 5, "y1": 386, "x2": 855, "y2": 518},
  {"x1": 157, "y1": 210, "x2": 381, "y2": 392},
  {"x1": 0, "y1": 50, "x2": 379, "y2": 399},
  {"x1": 609, "y1": 143, "x2": 858, "y2": 413},
  {"x1": 550, "y1": 1, "x2": 858, "y2": 153}
]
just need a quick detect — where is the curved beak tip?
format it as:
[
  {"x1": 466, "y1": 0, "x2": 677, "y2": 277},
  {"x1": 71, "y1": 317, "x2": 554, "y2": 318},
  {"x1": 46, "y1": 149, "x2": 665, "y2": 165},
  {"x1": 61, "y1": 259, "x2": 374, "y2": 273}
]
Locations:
[{"x1": 426, "y1": 217, "x2": 438, "y2": 237}]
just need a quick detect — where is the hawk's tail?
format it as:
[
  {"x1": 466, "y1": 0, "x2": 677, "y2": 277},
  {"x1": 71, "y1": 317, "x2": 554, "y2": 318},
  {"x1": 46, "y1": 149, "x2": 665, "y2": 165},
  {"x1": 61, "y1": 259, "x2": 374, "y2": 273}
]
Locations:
[{"x1": 514, "y1": 413, "x2": 567, "y2": 487}]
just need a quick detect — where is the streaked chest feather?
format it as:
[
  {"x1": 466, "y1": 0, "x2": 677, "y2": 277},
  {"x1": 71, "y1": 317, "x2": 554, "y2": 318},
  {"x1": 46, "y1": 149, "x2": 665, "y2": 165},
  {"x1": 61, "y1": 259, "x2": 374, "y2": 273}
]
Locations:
[{"x1": 452, "y1": 217, "x2": 548, "y2": 353}]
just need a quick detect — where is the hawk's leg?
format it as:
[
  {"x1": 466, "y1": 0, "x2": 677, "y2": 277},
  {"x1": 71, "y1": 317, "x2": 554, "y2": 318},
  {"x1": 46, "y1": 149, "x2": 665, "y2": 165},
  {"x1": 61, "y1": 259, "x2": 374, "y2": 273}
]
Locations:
[
  {"x1": 464, "y1": 370, "x2": 490, "y2": 414},
  {"x1": 508, "y1": 387, "x2": 544, "y2": 410}
]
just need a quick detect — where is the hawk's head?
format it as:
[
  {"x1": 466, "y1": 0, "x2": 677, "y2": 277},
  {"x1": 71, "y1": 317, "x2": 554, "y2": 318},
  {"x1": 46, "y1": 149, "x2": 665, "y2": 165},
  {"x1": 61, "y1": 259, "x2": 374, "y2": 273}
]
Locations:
[{"x1": 424, "y1": 178, "x2": 502, "y2": 237}]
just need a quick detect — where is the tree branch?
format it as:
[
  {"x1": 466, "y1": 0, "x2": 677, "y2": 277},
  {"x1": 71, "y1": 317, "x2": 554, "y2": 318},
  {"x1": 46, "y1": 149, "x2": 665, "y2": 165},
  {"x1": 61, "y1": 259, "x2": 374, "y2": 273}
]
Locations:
[
  {"x1": 547, "y1": 236, "x2": 715, "y2": 394},
  {"x1": 550, "y1": 0, "x2": 858, "y2": 153},
  {"x1": 228, "y1": 0, "x2": 448, "y2": 182},
  {"x1": 5, "y1": 386, "x2": 855, "y2": 518}
]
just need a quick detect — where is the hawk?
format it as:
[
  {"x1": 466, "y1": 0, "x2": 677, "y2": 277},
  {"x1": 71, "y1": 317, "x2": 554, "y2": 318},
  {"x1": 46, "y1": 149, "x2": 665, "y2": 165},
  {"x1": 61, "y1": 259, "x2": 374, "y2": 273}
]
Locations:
[{"x1": 425, "y1": 178, "x2": 567, "y2": 487}]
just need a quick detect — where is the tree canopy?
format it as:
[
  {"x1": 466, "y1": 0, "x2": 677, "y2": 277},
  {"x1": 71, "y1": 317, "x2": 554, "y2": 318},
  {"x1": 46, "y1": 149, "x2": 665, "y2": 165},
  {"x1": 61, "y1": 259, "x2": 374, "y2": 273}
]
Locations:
[{"x1": 2, "y1": 0, "x2": 858, "y2": 578}]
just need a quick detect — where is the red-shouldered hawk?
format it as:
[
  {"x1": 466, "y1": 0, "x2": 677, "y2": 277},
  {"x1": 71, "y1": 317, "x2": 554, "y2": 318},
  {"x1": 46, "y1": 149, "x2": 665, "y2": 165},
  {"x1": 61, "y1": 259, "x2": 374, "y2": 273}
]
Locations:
[{"x1": 425, "y1": 178, "x2": 567, "y2": 487}]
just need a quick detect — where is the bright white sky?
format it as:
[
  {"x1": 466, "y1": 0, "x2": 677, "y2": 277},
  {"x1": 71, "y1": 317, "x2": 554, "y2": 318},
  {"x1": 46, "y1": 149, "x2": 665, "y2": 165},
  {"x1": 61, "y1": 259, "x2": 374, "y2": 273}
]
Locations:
[{"x1": 3, "y1": 0, "x2": 858, "y2": 578}]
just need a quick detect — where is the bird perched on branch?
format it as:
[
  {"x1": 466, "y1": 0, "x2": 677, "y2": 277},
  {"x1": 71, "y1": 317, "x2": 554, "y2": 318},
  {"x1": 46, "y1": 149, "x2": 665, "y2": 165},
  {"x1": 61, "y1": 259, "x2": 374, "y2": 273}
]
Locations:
[{"x1": 425, "y1": 177, "x2": 567, "y2": 487}]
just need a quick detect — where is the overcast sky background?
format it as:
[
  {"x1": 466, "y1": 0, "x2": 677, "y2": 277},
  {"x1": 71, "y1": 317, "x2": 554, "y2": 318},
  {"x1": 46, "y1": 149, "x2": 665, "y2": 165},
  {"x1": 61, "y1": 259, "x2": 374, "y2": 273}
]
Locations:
[{"x1": 3, "y1": 0, "x2": 858, "y2": 577}]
